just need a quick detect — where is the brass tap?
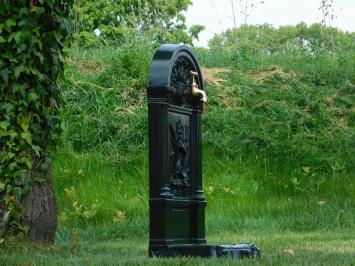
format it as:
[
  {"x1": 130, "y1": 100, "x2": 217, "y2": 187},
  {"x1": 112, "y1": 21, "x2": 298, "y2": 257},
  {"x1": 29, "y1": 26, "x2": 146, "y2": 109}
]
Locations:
[{"x1": 190, "y1": 71, "x2": 207, "y2": 112}]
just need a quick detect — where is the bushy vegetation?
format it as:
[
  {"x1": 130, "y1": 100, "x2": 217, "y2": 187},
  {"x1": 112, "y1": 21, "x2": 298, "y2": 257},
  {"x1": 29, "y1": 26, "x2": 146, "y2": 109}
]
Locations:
[
  {"x1": 199, "y1": 24, "x2": 354, "y2": 190},
  {"x1": 59, "y1": 24, "x2": 354, "y2": 203}
]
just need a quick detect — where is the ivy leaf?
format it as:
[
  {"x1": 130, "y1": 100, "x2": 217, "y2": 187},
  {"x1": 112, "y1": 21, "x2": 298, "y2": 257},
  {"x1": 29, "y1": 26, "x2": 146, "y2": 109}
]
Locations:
[
  {"x1": 9, "y1": 162, "x2": 17, "y2": 171},
  {"x1": 2, "y1": 49, "x2": 13, "y2": 59},
  {"x1": 17, "y1": 116, "x2": 30, "y2": 133},
  {"x1": 19, "y1": 157, "x2": 33, "y2": 168},
  {"x1": 30, "y1": 6, "x2": 45, "y2": 15},
  {"x1": 5, "y1": 18, "x2": 16, "y2": 29},
  {"x1": 7, "y1": 130, "x2": 18, "y2": 141},
  {"x1": 9, "y1": 31, "x2": 22, "y2": 43},
  {"x1": 54, "y1": 32, "x2": 63, "y2": 43},
  {"x1": 31, "y1": 145, "x2": 42, "y2": 157},
  {"x1": 37, "y1": 39, "x2": 43, "y2": 50},
  {"x1": 35, "y1": 52, "x2": 45, "y2": 64},
  {"x1": 17, "y1": 44, "x2": 27, "y2": 54},
  {"x1": 0, "y1": 69, "x2": 10, "y2": 85},
  {"x1": 14, "y1": 65, "x2": 25, "y2": 79},
  {"x1": 30, "y1": 68, "x2": 45, "y2": 81},
  {"x1": 20, "y1": 6, "x2": 30, "y2": 14},
  {"x1": 21, "y1": 132, "x2": 32, "y2": 145},
  {"x1": 28, "y1": 92, "x2": 39, "y2": 102},
  {"x1": 0, "y1": 121, "x2": 10, "y2": 129}
]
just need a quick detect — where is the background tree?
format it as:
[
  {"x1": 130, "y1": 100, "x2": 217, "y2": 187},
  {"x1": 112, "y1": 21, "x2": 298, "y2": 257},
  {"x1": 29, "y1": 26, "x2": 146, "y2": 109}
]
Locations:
[
  {"x1": 72, "y1": 0, "x2": 204, "y2": 47},
  {"x1": 208, "y1": 23, "x2": 354, "y2": 55},
  {"x1": 0, "y1": 0, "x2": 73, "y2": 243}
]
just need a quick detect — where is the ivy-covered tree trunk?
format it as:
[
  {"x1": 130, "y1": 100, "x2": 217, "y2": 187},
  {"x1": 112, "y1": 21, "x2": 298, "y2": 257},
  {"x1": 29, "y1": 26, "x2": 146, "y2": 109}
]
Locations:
[
  {"x1": 22, "y1": 181, "x2": 58, "y2": 243},
  {"x1": 0, "y1": 1, "x2": 72, "y2": 243},
  {"x1": 22, "y1": 157, "x2": 58, "y2": 243}
]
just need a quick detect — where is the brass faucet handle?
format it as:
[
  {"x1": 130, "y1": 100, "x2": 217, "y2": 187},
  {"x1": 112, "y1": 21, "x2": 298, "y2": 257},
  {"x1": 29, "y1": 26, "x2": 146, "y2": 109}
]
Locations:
[
  {"x1": 190, "y1": 71, "x2": 207, "y2": 112},
  {"x1": 190, "y1": 71, "x2": 199, "y2": 79},
  {"x1": 190, "y1": 71, "x2": 199, "y2": 92}
]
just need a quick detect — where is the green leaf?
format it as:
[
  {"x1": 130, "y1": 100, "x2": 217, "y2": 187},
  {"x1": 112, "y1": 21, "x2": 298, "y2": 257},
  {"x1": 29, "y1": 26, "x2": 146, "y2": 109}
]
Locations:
[
  {"x1": 9, "y1": 162, "x2": 17, "y2": 171},
  {"x1": 1, "y1": 50, "x2": 12, "y2": 59},
  {"x1": 7, "y1": 131, "x2": 18, "y2": 141},
  {"x1": 31, "y1": 145, "x2": 41, "y2": 156},
  {"x1": 0, "y1": 69, "x2": 9, "y2": 84},
  {"x1": 54, "y1": 32, "x2": 63, "y2": 43},
  {"x1": 17, "y1": 116, "x2": 30, "y2": 133},
  {"x1": 0, "y1": 121, "x2": 10, "y2": 129},
  {"x1": 5, "y1": 18, "x2": 16, "y2": 28},
  {"x1": 9, "y1": 31, "x2": 22, "y2": 43},
  {"x1": 7, "y1": 152, "x2": 16, "y2": 159},
  {"x1": 14, "y1": 65, "x2": 25, "y2": 79},
  {"x1": 17, "y1": 44, "x2": 27, "y2": 54},
  {"x1": 30, "y1": 6, "x2": 45, "y2": 15},
  {"x1": 30, "y1": 68, "x2": 45, "y2": 80},
  {"x1": 28, "y1": 92, "x2": 39, "y2": 102},
  {"x1": 19, "y1": 157, "x2": 33, "y2": 168},
  {"x1": 37, "y1": 39, "x2": 43, "y2": 50},
  {"x1": 35, "y1": 52, "x2": 45, "y2": 64},
  {"x1": 21, "y1": 132, "x2": 32, "y2": 145}
]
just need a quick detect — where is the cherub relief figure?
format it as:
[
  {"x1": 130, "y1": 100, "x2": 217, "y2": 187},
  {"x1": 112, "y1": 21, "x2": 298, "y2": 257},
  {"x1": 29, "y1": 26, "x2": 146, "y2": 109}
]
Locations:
[{"x1": 169, "y1": 119, "x2": 190, "y2": 189}]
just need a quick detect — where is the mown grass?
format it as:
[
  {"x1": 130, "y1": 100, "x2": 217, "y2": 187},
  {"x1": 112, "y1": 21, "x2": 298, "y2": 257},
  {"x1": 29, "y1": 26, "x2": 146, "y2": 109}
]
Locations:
[
  {"x1": 1, "y1": 43, "x2": 354, "y2": 264},
  {"x1": 1, "y1": 230, "x2": 354, "y2": 265}
]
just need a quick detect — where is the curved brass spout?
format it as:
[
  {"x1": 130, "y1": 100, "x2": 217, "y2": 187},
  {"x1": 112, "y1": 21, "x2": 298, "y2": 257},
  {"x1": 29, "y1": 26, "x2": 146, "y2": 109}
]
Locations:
[{"x1": 190, "y1": 71, "x2": 207, "y2": 111}]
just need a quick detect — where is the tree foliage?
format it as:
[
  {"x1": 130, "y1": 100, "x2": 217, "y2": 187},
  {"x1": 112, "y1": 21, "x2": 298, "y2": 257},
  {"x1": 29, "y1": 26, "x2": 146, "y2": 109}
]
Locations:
[
  {"x1": 209, "y1": 23, "x2": 355, "y2": 54},
  {"x1": 0, "y1": 0, "x2": 73, "y2": 237},
  {"x1": 73, "y1": 0, "x2": 203, "y2": 47}
]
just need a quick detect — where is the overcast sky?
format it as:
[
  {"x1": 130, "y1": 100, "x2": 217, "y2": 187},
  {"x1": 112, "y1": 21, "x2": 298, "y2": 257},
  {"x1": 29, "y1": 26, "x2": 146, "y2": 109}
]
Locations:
[{"x1": 185, "y1": 0, "x2": 355, "y2": 47}]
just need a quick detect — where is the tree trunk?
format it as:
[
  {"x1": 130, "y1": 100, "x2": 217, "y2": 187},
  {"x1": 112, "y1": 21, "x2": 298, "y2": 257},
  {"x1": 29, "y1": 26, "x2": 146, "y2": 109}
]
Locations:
[
  {"x1": 0, "y1": 206, "x2": 10, "y2": 238},
  {"x1": 22, "y1": 181, "x2": 58, "y2": 244}
]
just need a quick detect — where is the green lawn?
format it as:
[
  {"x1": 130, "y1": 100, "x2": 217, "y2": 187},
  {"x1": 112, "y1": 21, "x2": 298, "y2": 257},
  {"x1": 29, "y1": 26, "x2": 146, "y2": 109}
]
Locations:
[{"x1": 1, "y1": 229, "x2": 354, "y2": 265}]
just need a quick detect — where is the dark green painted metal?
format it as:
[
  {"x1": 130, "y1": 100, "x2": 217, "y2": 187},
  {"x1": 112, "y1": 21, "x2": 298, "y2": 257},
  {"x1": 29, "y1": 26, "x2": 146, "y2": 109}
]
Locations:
[{"x1": 147, "y1": 44, "x2": 260, "y2": 259}]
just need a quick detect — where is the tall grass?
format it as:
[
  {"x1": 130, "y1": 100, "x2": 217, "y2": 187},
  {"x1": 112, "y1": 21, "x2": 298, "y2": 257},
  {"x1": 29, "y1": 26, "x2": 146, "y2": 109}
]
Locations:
[
  {"x1": 61, "y1": 45, "x2": 152, "y2": 154},
  {"x1": 53, "y1": 42, "x2": 355, "y2": 228}
]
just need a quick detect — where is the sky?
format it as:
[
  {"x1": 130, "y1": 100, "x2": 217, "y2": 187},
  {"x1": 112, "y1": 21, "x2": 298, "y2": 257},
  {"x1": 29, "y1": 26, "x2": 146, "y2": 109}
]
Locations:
[{"x1": 185, "y1": 0, "x2": 355, "y2": 47}]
